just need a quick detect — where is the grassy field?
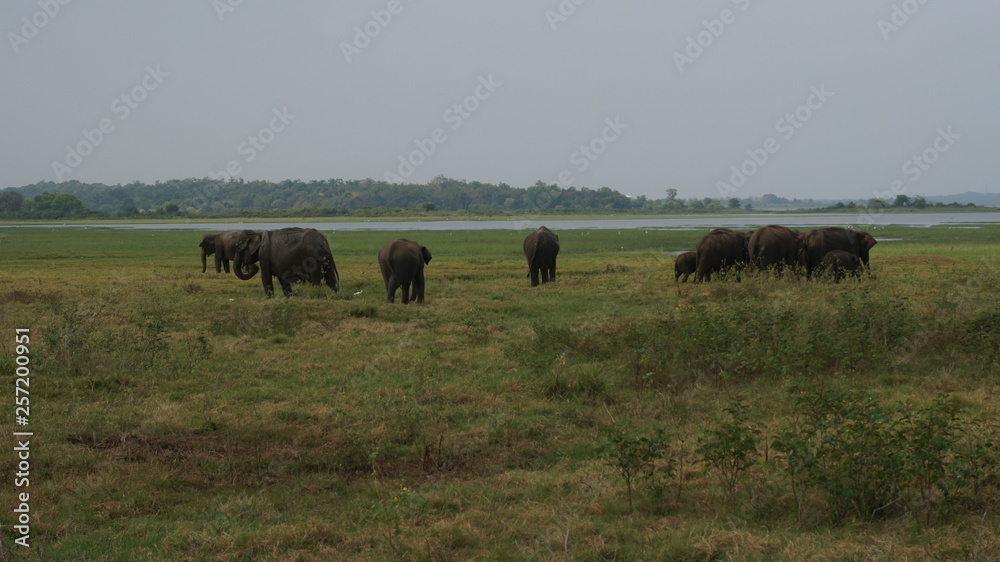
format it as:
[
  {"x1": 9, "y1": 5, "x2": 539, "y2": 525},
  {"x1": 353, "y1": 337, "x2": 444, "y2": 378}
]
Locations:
[{"x1": 0, "y1": 223, "x2": 998, "y2": 560}]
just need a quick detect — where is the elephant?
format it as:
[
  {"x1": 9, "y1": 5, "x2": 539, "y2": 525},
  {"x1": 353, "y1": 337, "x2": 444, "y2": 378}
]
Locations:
[
  {"x1": 818, "y1": 250, "x2": 863, "y2": 283},
  {"x1": 378, "y1": 239, "x2": 432, "y2": 304},
  {"x1": 799, "y1": 227, "x2": 877, "y2": 278},
  {"x1": 674, "y1": 252, "x2": 696, "y2": 283},
  {"x1": 694, "y1": 228, "x2": 749, "y2": 282},
  {"x1": 199, "y1": 230, "x2": 257, "y2": 273},
  {"x1": 747, "y1": 225, "x2": 802, "y2": 274},
  {"x1": 523, "y1": 226, "x2": 559, "y2": 286},
  {"x1": 232, "y1": 227, "x2": 340, "y2": 298}
]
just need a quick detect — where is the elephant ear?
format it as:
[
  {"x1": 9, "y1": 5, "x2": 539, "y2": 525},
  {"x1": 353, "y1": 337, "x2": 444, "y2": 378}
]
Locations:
[
  {"x1": 421, "y1": 246, "x2": 432, "y2": 264},
  {"x1": 246, "y1": 233, "x2": 263, "y2": 261},
  {"x1": 860, "y1": 233, "x2": 877, "y2": 251},
  {"x1": 234, "y1": 232, "x2": 263, "y2": 264}
]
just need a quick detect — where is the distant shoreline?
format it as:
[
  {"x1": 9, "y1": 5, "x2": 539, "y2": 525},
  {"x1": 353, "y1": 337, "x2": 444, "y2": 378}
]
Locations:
[{"x1": 3, "y1": 210, "x2": 999, "y2": 231}]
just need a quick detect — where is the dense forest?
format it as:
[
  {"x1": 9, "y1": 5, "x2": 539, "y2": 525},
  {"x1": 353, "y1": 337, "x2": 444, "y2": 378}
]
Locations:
[{"x1": 0, "y1": 176, "x2": 986, "y2": 220}]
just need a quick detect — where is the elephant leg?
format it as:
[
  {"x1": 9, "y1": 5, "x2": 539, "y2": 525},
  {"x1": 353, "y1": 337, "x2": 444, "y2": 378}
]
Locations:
[
  {"x1": 529, "y1": 265, "x2": 540, "y2": 287},
  {"x1": 309, "y1": 261, "x2": 324, "y2": 285},
  {"x1": 261, "y1": 265, "x2": 275, "y2": 298},
  {"x1": 215, "y1": 254, "x2": 224, "y2": 274},
  {"x1": 413, "y1": 272, "x2": 425, "y2": 303},
  {"x1": 400, "y1": 282, "x2": 411, "y2": 304},
  {"x1": 274, "y1": 270, "x2": 295, "y2": 297},
  {"x1": 385, "y1": 276, "x2": 399, "y2": 303},
  {"x1": 222, "y1": 258, "x2": 230, "y2": 274}
]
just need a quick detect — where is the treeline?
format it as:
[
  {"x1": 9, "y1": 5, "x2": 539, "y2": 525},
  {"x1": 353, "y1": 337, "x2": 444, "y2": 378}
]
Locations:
[
  {"x1": 0, "y1": 176, "x2": 984, "y2": 220},
  {"x1": 3, "y1": 177, "x2": 641, "y2": 218}
]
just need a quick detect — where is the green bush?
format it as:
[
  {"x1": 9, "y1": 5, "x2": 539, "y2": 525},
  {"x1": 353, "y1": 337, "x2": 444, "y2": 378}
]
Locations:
[
  {"x1": 696, "y1": 397, "x2": 762, "y2": 500},
  {"x1": 773, "y1": 391, "x2": 998, "y2": 524},
  {"x1": 605, "y1": 427, "x2": 672, "y2": 510}
]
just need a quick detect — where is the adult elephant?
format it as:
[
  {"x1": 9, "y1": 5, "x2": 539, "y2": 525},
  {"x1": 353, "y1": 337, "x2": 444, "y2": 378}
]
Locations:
[
  {"x1": 799, "y1": 227, "x2": 877, "y2": 278},
  {"x1": 694, "y1": 228, "x2": 748, "y2": 282},
  {"x1": 523, "y1": 226, "x2": 559, "y2": 286},
  {"x1": 232, "y1": 227, "x2": 340, "y2": 298},
  {"x1": 747, "y1": 225, "x2": 802, "y2": 274},
  {"x1": 819, "y1": 250, "x2": 863, "y2": 283},
  {"x1": 378, "y1": 239, "x2": 432, "y2": 304},
  {"x1": 200, "y1": 230, "x2": 257, "y2": 273},
  {"x1": 674, "y1": 251, "x2": 696, "y2": 283}
]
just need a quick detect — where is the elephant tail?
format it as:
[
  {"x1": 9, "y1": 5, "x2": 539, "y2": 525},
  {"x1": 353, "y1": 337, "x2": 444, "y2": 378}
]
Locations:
[{"x1": 526, "y1": 241, "x2": 539, "y2": 266}]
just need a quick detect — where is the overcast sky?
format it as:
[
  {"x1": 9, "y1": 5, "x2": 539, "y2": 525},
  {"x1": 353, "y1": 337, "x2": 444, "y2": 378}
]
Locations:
[{"x1": 2, "y1": 1, "x2": 997, "y2": 201}]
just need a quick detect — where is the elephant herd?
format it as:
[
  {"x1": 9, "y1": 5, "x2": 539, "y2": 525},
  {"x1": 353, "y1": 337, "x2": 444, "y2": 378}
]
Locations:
[
  {"x1": 199, "y1": 226, "x2": 561, "y2": 301},
  {"x1": 200, "y1": 228, "x2": 343, "y2": 299},
  {"x1": 674, "y1": 225, "x2": 877, "y2": 283}
]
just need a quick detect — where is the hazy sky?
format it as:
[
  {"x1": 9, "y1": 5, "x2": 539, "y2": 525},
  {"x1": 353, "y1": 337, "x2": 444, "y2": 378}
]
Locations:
[{"x1": 2, "y1": 1, "x2": 997, "y2": 201}]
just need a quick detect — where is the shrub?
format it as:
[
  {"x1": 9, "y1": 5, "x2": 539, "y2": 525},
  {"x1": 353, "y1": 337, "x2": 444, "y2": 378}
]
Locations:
[
  {"x1": 773, "y1": 391, "x2": 998, "y2": 524},
  {"x1": 774, "y1": 391, "x2": 908, "y2": 521},
  {"x1": 348, "y1": 304, "x2": 378, "y2": 318},
  {"x1": 696, "y1": 397, "x2": 762, "y2": 500},
  {"x1": 605, "y1": 427, "x2": 672, "y2": 510}
]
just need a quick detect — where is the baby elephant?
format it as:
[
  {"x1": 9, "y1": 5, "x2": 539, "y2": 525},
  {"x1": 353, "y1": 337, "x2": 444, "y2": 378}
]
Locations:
[
  {"x1": 378, "y1": 239, "x2": 432, "y2": 303},
  {"x1": 819, "y1": 250, "x2": 862, "y2": 282},
  {"x1": 674, "y1": 252, "x2": 696, "y2": 283}
]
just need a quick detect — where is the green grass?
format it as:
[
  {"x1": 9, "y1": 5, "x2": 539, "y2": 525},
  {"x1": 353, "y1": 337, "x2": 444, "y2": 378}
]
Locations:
[{"x1": 0, "y1": 224, "x2": 998, "y2": 560}]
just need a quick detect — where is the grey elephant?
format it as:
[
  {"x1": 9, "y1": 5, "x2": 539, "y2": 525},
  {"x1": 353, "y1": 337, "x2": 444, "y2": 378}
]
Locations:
[
  {"x1": 199, "y1": 230, "x2": 257, "y2": 273},
  {"x1": 232, "y1": 227, "x2": 340, "y2": 298},
  {"x1": 694, "y1": 228, "x2": 748, "y2": 282},
  {"x1": 378, "y1": 239, "x2": 432, "y2": 304},
  {"x1": 747, "y1": 225, "x2": 802, "y2": 274},
  {"x1": 524, "y1": 226, "x2": 560, "y2": 286},
  {"x1": 674, "y1": 252, "x2": 696, "y2": 282},
  {"x1": 819, "y1": 250, "x2": 863, "y2": 282},
  {"x1": 799, "y1": 227, "x2": 877, "y2": 278}
]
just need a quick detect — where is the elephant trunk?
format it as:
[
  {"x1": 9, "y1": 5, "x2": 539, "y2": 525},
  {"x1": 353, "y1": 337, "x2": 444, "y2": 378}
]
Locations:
[
  {"x1": 325, "y1": 260, "x2": 340, "y2": 292},
  {"x1": 233, "y1": 252, "x2": 259, "y2": 280},
  {"x1": 201, "y1": 250, "x2": 208, "y2": 273}
]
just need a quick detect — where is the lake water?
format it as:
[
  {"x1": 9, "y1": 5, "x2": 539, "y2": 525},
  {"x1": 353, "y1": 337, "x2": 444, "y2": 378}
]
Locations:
[{"x1": 4, "y1": 212, "x2": 1000, "y2": 231}]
